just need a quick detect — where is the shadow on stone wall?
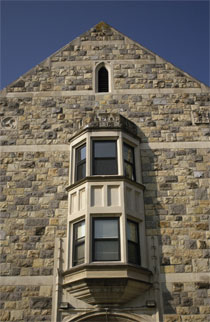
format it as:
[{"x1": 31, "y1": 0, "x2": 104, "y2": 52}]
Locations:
[{"x1": 140, "y1": 136, "x2": 176, "y2": 318}]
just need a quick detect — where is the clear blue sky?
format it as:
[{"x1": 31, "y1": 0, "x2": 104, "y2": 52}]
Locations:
[{"x1": 1, "y1": 0, "x2": 209, "y2": 89}]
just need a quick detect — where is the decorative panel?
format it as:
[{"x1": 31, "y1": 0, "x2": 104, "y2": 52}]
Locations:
[
  {"x1": 126, "y1": 187, "x2": 132, "y2": 210},
  {"x1": 70, "y1": 192, "x2": 77, "y2": 214},
  {"x1": 79, "y1": 188, "x2": 86, "y2": 211},
  {"x1": 91, "y1": 186, "x2": 103, "y2": 207},
  {"x1": 107, "y1": 185, "x2": 120, "y2": 206},
  {"x1": 135, "y1": 191, "x2": 140, "y2": 212}
]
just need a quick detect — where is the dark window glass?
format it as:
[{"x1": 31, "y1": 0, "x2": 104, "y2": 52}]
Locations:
[
  {"x1": 123, "y1": 143, "x2": 136, "y2": 181},
  {"x1": 92, "y1": 141, "x2": 117, "y2": 175},
  {"x1": 98, "y1": 66, "x2": 109, "y2": 92},
  {"x1": 127, "y1": 220, "x2": 140, "y2": 265},
  {"x1": 76, "y1": 144, "x2": 86, "y2": 181},
  {"x1": 73, "y1": 220, "x2": 85, "y2": 266},
  {"x1": 93, "y1": 218, "x2": 120, "y2": 261}
]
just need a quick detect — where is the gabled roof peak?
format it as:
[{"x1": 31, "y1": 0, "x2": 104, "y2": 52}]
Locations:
[{"x1": 94, "y1": 21, "x2": 111, "y2": 30}]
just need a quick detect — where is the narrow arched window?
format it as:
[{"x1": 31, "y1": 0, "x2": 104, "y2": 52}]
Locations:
[{"x1": 98, "y1": 66, "x2": 109, "y2": 92}]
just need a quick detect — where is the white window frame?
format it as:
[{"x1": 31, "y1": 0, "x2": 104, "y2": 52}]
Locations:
[
  {"x1": 69, "y1": 130, "x2": 141, "y2": 185},
  {"x1": 92, "y1": 216, "x2": 121, "y2": 262}
]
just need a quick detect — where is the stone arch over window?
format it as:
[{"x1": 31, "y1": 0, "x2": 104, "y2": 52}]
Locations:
[
  {"x1": 66, "y1": 311, "x2": 142, "y2": 322},
  {"x1": 95, "y1": 62, "x2": 111, "y2": 93}
]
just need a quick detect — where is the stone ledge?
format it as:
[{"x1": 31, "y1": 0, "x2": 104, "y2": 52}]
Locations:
[
  {"x1": 3, "y1": 87, "x2": 207, "y2": 98},
  {"x1": 62, "y1": 263, "x2": 152, "y2": 306},
  {"x1": 141, "y1": 142, "x2": 210, "y2": 149},
  {"x1": 0, "y1": 276, "x2": 53, "y2": 285},
  {"x1": 1, "y1": 142, "x2": 209, "y2": 153},
  {"x1": 160, "y1": 272, "x2": 210, "y2": 283},
  {"x1": 0, "y1": 144, "x2": 69, "y2": 153}
]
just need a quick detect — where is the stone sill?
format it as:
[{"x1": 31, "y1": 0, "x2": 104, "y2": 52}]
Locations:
[
  {"x1": 62, "y1": 263, "x2": 152, "y2": 305},
  {"x1": 66, "y1": 175, "x2": 145, "y2": 192}
]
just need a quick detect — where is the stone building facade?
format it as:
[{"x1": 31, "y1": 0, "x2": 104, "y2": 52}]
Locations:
[{"x1": 0, "y1": 22, "x2": 210, "y2": 322}]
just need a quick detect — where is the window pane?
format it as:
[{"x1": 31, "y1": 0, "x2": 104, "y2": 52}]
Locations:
[
  {"x1": 94, "y1": 240, "x2": 119, "y2": 261},
  {"x1": 94, "y1": 219, "x2": 118, "y2": 238},
  {"x1": 74, "y1": 243, "x2": 85, "y2": 265},
  {"x1": 124, "y1": 162, "x2": 134, "y2": 180},
  {"x1": 94, "y1": 141, "x2": 116, "y2": 158},
  {"x1": 76, "y1": 145, "x2": 86, "y2": 162},
  {"x1": 76, "y1": 144, "x2": 86, "y2": 181},
  {"x1": 123, "y1": 144, "x2": 134, "y2": 163},
  {"x1": 128, "y1": 242, "x2": 140, "y2": 265},
  {"x1": 77, "y1": 163, "x2": 86, "y2": 181},
  {"x1": 75, "y1": 221, "x2": 85, "y2": 240},
  {"x1": 94, "y1": 159, "x2": 117, "y2": 175},
  {"x1": 127, "y1": 221, "x2": 138, "y2": 242}
]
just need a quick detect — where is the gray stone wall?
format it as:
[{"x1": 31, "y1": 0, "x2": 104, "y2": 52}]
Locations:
[{"x1": 0, "y1": 22, "x2": 209, "y2": 321}]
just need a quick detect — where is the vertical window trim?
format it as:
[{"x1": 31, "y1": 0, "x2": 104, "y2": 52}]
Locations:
[
  {"x1": 123, "y1": 142, "x2": 136, "y2": 181},
  {"x1": 127, "y1": 219, "x2": 141, "y2": 265},
  {"x1": 92, "y1": 217, "x2": 121, "y2": 262},
  {"x1": 73, "y1": 220, "x2": 85, "y2": 267}
]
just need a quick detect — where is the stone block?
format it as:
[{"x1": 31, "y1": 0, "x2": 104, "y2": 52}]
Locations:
[
  {"x1": 153, "y1": 98, "x2": 167, "y2": 105},
  {"x1": 0, "y1": 229, "x2": 6, "y2": 240},
  {"x1": 4, "y1": 302, "x2": 16, "y2": 309},
  {"x1": 30, "y1": 297, "x2": 52, "y2": 309},
  {"x1": 195, "y1": 188, "x2": 208, "y2": 200},
  {"x1": 25, "y1": 218, "x2": 49, "y2": 227},
  {"x1": 0, "y1": 311, "x2": 10, "y2": 321},
  {"x1": 197, "y1": 240, "x2": 207, "y2": 249},
  {"x1": 163, "y1": 265, "x2": 175, "y2": 273},
  {"x1": 169, "y1": 204, "x2": 186, "y2": 215},
  {"x1": 0, "y1": 263, "x2": 11, "y2": 275},
  {"x1": 176, "y1": 306, "x2": 190, "y2": 315},
  {"x1": 163, "y1": 315, "x2": 181, "y2": 322},
  {"x1": 33, "y1": 259, "x2": 44, "y2": 268},
  {"x1": 10, "y1": 310, "x2": 23, "y2": 321},
  {"x1": 181, "y1": 297, "x2": 193, "y2": 306},
  {"x1": 195, "y1": 282, "x2": 209, "y2": 289},
  {"x1": 39, "y1": 286, "x2": 52, "y2": 297}
]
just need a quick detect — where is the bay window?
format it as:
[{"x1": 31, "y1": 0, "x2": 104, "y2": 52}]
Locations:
[
  {"x1": 64, "y1": 114, "x2": 150, "y2": 307},
  {"x1": 68, "y1": 114, "x2": 145, "y2": 270}
]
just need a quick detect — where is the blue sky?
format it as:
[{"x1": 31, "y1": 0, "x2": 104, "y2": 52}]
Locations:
[{"x1": 1, "y1": 0, "x2": 209, "y2": 89}]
